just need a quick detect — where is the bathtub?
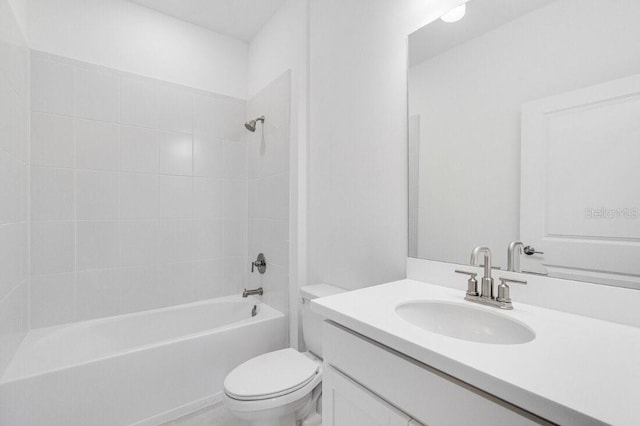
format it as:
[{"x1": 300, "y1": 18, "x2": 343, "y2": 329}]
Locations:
[{"x1": 0, "y1": 296, "x2": 286, "y2": 426}]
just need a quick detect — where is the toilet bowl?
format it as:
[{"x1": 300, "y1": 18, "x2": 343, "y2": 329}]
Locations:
[{"x1": 223, "y1": 284, "x2": 345, "y2": 426}]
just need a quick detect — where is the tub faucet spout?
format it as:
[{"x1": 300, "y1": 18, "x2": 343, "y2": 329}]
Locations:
[{"x1": 243, "y1": 287, "x2": 263, "y2": 298}]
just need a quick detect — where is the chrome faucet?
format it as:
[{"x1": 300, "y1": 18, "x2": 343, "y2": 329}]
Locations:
[
  {"x1": 242, "y1": 287, "x2": 263, "y2": 298},
  {"x1": 507, "y1": 241, "x2": 525, "y2": 272},
  {"x1": 470, "y1": 246, "x2": 494, "y2": 299},
  {"x1": 456, "y1": 246, "x2": 527, "y2": 310}
]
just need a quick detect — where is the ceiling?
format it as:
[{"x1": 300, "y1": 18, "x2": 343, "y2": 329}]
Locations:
[
  {"x1": 129, "y1": 0, "x2": 287, "y2": 41},
  {"x1": 409, "y1": 0, "x2": 557, "y2": 66}
]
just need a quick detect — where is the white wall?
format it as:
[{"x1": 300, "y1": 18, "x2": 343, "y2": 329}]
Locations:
[
  {"x1": 0, "y1": 0, "x2": 29, "y2": 375},
  {"x1": 27, "y1": 0, "x2": 248, "y2": 99},
  {"x1": 307, "y1": 0, "x2": 461, "y2": 290},
  {"x1": 247, "y1": 0, "x2": 308, "y2": 348},
  {"x1": 409, "y1": 0, "x2": 640, "y2": 267},
  {"x1": 7, "y1": 0, "x2": 26, "y2": 35}
]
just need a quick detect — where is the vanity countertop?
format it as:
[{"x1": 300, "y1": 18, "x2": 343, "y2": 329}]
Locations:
[{"x1": 311, "y1": 279, "x2": 640, "y2": 426}]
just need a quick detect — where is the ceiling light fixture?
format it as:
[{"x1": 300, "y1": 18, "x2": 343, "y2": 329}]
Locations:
[{"x1": 441, "y1": 4, "x2": 466, "y2": 23}]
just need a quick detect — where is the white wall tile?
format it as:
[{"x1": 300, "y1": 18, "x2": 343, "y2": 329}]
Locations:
[
  {"x1": 157, "y1": 220, "x2": 193, "y2": 263},
  {"x1": 31, "y1": 221, "x2": 75, "y2": 276},
  {"x1": 249, "y1": 173, "x2": 289, "y2": 221},
  {"x1": 30, "y1": 167, "x2": 75, "y2": 221},
  {"x1": 120, "y1": 75, "x2": 157, "y2": 128},
  {"x1": 76, "y1": 65, "x2": 119, "y2": 122},
  {"x1": 119, "y1": 173, "x2": 158, "y2": 219},
  {"x1": 249, "y1": 219, "x2": 289, "y2": 268},
  {"x1": 0, "y1": 224, "x2": 26, "y2": 298},
  {"x1": 159, "y1": 175, "x2": 193, "y2": 219},
  {"x1": 0, "y1": 4, "x2": 29, "y2": 367},
  {"x1": 27, "y1": 54, "x2": 251, "y2": 325},
  {"x1": 224, "y1": 219, "x2": 247, "y2": 258},
  {"x1": 31, "y1": 55, "x2": 75, "y2": 116},
  {"x1": 192, "y1": 259, "x2": 225, "y2": 299},
  {"x1": 76, "y1": 269, "x2": 122, "y2": 321},
  {"x1": 76, "y1": 171, "x2": 119, "y2": 220},
  {"x1": 76, "y1": 221, "x2": 120, "y2": 270},
  {"x1": 30, "y1": 273, "x2": 76, "y2": 328},
  {"x1": 224, "y1": 179, "x2": 248, "y2": 219},
  {"x1": 119, "y1": 125, "x2": 159, "y2": 173},
  {"x1": 159, "y1": 131, "x2": 193, "y2": 176},
  {"x1": 76, "y1": 119, "x2": 120, "y2": 171},
  {"x1": 192, "y1": 219, "x2": 224, "y2": 260},
  {"x1": 193, "y1": 93, "x2": 246, "y2": 141},
  {"x1": 119, "y1": 265, "x2": 158, "y2": 313},
  {"x1": 31, "y1": 112, "x2": 75, "y2": 168},
  {"x1": 193, "y1": 135, "x2": 224, "y2": 178},
  {"x1": 120, "y1": 220, "x2": 157, "y2": 267},
  {"x1": 157, "y1": 262, "x2": 195, "y2": 305},
  {"x1": 0, "y1": 151, "x2": 24, "y2": 224},
  {"x1": 223, "y1": 140, "x2": 247, "y2": 179},
  {"x1": 0, "y1": 286, "x2": 26, "y2": 372},
  {"x1": 224, "y1": 256, "x2": 246, "y2": 294},
  {"x1": 245, "y1": 74, "x2": 291, "y2": 321},
  {"x1": 193, "y1": 178, "x2": 224, "y2": 219},
  {"x1": 157, "y1": 83, "x2": 193, "y2": 134},
  {"x1": 261, "y1": 263, "x2": 289, "y2": 315}
]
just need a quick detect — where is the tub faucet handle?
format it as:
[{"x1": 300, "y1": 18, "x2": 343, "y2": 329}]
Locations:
[{"x1": 251, "y1": 253, "x2": 267, "y2": 274}]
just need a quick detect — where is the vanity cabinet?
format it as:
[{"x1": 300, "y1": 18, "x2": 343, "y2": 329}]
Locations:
[
  {"x1": 322, "y1": 322, "x2": 552, "y2": 426},
  {"x1": 323, "y1": 365, "x2": 421, "y2": 426}
]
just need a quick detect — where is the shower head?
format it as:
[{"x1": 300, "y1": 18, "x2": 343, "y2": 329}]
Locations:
[{"x1": 244, "y1": 115, "x2": 265, "y2": 132}]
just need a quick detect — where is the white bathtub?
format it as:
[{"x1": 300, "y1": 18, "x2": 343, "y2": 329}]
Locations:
[{"x1": 0, "y1": 296, "x2": 286, "y2": 426}]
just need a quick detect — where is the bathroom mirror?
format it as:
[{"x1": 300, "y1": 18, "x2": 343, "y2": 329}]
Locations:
[{"x1": 408, "y1": 0, "x2": 640, "y2": 289}]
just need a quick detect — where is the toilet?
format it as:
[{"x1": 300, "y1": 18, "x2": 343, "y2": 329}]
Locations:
[{"x1": 223, "y1": 284, "x2": 345, "y2": 426}]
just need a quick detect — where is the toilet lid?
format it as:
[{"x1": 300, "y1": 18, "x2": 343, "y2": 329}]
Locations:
[{"x1": 224, "y1": 349, "x2": 319, "y2": 401}]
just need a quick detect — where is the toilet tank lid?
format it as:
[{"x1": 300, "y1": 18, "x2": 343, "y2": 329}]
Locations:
[{"x1": 300, "y1": 284, "x2": 346, "y2": 300}]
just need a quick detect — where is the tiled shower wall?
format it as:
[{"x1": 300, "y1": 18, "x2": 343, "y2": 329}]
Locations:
[
  {"x1": 247, "y1": 72, "x2": 290, "y2": 317},
  {"x1": 29, "y1": 51, "x2": 248, "y2": 328},
  {"x1": 0, "y1": 0, "x2": 29, "y2": 374}
]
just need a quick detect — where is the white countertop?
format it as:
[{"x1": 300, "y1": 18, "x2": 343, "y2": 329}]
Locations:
[{"x1": 312, "y1": 279, "x2": 640, "y2": 426}]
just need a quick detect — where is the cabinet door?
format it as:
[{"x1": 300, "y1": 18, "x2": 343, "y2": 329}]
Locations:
[{"x1": 323, "y1": 366, "x2": 414, "y2": 426}]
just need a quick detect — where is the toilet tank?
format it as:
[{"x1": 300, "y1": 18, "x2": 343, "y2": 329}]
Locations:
[{"x1": 300, "y1": 284, "x2": 346, "y2": 358}]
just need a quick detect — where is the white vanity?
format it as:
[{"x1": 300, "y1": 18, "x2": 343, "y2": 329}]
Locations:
[{"x1": 312, "y1": 276, "x2": 640, "y2": 425}]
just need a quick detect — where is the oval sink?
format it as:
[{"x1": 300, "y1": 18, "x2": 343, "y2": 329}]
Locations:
[{"x1": 395, "y1": 301, "x2": 535, "y2": 345}]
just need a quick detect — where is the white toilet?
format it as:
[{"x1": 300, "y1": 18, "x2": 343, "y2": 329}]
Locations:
[{"x1": 223, "y1": 284, "x2": 345, "y2": 426}]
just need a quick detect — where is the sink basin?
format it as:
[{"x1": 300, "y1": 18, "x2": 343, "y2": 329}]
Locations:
[{"x1": 395, "y1": 301, "x2": 535, "y2": 345}]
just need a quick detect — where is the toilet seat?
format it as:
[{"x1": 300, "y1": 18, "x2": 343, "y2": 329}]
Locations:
[
  {"x1": 225, "y1": 349, "x2": 320, "y2": 401},
  {"x1": 223, "y1": 350, "x2": 323, "y2": 413}
]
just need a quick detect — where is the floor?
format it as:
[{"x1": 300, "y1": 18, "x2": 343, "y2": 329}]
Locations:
[{"x1": 162, "y1": 404, "x2": 248, "y2": 426}]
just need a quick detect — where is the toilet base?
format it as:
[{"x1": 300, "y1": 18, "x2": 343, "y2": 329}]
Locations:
[
  {"x1": 246, "y1": 413, "x2": 295, "y2": 426},
  {"x1": 226, "y1": 392, "x2": 312, "y2": 426}
]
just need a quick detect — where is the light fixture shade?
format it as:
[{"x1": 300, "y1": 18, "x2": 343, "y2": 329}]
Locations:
[{"x1": 441, "y1": 4, "x2": 466, "y2": 23}]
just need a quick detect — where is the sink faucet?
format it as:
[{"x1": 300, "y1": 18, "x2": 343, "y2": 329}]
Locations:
[
  {"x1": 507, "y1": 241, "x2": 525, "y2": 272},
  {"x1": 456, "y1": 246, "x2": 527, "y2": 310},
  {"x1": 470, "y1": 246, "x2": 494, "y2": 299}
]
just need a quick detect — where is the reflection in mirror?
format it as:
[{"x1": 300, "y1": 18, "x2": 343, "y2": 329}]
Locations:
[{"x1": 408, "y1": 0, "x2": 640, "y2": 289}]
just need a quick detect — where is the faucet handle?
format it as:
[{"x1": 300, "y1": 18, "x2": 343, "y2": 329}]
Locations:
[
  {"x1": 496, "y1": 277, "x2": 527, "y2": 304},
  {"x1": 499, "y1": 277, "x2": 528, "y2": 285},
  {"x1": 455, "y1": 269, "x2": 477, "y2": 277},
  {"x1": 455, "y1": 270, "x2": 479, "y2": 297},
  {"x1": 523, "y1": 246, "x2": 544, "y2": 256}
]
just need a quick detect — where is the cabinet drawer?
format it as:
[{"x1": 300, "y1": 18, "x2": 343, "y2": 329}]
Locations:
[{"x1": 323, "y1": 321, "x2": 553, "y2": 426}]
